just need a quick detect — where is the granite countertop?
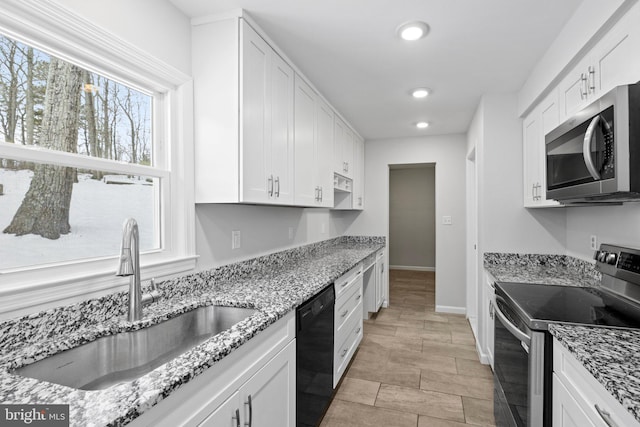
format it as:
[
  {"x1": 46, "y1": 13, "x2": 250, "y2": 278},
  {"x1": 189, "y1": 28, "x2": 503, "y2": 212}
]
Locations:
[
  {"x1": 549, "y1": 323, "x2": 640, "y2": 423},
  {"x1": 484, "y1": 252, "x2": 600, "y2": 287},
  {"x1": 0, "y1": 236, "x2": 384, "y2": 427}
]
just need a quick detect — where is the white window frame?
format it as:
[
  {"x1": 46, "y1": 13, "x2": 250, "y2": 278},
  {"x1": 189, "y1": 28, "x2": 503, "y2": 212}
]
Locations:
[{"x1": 0, "y1": 0, "x2": 196, "y2": 320}]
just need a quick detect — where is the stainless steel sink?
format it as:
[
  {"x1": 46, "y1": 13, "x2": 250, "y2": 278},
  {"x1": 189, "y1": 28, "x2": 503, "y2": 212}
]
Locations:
[{"x1": 13, "y1": 305, "x2": 257, "y2": 390}]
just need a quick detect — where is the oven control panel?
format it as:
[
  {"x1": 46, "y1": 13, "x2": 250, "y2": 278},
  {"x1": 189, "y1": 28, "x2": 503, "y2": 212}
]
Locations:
[
  {"x1": 618, "y1": 252, "x2": 640, "y2": 274},
  {"x1": 596, "y1": 244, "x2": 640, "y2": 288}
]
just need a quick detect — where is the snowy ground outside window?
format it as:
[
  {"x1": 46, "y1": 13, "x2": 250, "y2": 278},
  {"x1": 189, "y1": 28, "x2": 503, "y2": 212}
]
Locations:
[{"x1": 0, "y1": 168, "x2": 157, "y2": 270}]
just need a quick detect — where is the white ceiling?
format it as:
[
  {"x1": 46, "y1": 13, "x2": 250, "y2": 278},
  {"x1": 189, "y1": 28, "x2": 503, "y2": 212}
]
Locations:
[{"x1": 169, "y1": 0, "x2": 583, "y2": 140}]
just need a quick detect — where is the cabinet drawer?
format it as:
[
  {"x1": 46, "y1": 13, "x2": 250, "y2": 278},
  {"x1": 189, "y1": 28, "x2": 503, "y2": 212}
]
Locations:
[
  {"x1": 333, "y1": 315, "x2": 363, "y2": 388},
  {"x1": 335, "y1": 263, "x2": 363, "y2": 298},
  {"x1": 335, "y1": 296, "x2": 363, "y2": 349},
  {"x1": 335, "y1": 277, "x2": 363, "y2": 334}
]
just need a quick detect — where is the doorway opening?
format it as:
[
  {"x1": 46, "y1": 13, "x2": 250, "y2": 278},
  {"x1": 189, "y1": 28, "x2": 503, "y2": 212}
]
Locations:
[{"x1": 388, "y1": 163, "x2": 436, "y2": 303}]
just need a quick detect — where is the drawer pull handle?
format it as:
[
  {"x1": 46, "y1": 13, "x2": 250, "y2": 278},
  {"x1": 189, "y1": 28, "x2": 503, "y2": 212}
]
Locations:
[
  {"x1": 245, "y1": 394, "x2": 253, "y2": 427},
  {"x1": 356, "y1": 295, "x2": 361, "y2": 301},
  {"x1": 341, "y1": 309, "x2": 349, "y2": 318},
  {"x1": 233, "y1": 409, "x2": 240, "y2": 427},
  {"x1": 341, "y1": 348, "x2": 348, "y2": 357},
  {"x1": 356, "y1": 327, "x2": 361, "y2": 334},
  {"x1": 595, "y1": 405, "x2": 618, "y2": 427},
  {"x1": 341, "y1": 281, "x2": 348, "y2": 288}
]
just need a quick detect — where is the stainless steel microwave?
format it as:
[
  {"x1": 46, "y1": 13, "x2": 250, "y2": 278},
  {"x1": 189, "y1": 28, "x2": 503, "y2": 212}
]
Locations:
[{"x1": 545, "y1": 82, "x2": 640, "y2": 202}]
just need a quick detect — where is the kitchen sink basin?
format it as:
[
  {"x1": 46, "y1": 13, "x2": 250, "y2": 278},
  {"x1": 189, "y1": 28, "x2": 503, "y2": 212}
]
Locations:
[{"x1": 13, "y1": 305, "x2": 257, "y2": 390}]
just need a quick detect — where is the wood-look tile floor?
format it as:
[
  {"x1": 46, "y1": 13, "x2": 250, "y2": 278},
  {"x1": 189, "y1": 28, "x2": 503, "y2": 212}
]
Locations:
[{"x1": 320, "y1": 270, "x2": 496, "y2": 427}]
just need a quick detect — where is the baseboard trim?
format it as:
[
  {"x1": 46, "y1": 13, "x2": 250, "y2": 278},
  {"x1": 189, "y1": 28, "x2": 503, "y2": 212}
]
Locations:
[
  {"x1": 436, "y1": 305, "x2": 466, "y2": 315},
  {"x1": 390, "y1": 265, "x2": 435, "y2": 272}
]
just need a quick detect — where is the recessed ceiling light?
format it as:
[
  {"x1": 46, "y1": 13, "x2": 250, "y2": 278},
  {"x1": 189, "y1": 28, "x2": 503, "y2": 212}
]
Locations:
[
  {"x1": 412, "y1": 88, "x2": 430, "y2": 98},
  {"x1": 397, "y1": 21, "x2": 430, "y2": 41},
  {"x1": 416, "y1": 121, "x2": 430, "y2": 129}
]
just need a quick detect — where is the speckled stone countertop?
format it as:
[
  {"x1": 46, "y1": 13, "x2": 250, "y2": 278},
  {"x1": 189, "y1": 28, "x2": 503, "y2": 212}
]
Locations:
[
  {"x1": 484, "y1": 252, "x2": 600, "y2": 287},
  {"x1": 0, "y1": 236, "x2": 384, "y2": 427},
  {"x1": 549, "y1": 324, "x2": 640, "y2": 423}
]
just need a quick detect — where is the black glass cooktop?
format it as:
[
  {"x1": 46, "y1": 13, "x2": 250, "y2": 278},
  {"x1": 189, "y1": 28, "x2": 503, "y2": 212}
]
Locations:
[{"x1": 496, "y1": 282, "x2": 640, "y2": 331}]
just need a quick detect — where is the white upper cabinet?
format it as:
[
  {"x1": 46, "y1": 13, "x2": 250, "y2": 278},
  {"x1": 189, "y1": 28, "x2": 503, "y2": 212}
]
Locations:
[
  {"x1": 192, "y1": 12, "x2": 362, "y2": 209},
  {"x1": 334, "y1": 116, "x2": 354, "y2": 178},
  {"x1": 241, "y1": 23, "x2": 294, "y2": 205},
  {"x1": 558, "y1": 4, "x2": 640, "y2": 122},
  {"x1": 522, "y1": 92, "x2": 561, "y2": 208},
  {"x1": 352, "y1": 135, "x2": 364, "y2": 210},
  {"x1": 293, "y1": 74, "x2": 317, "y2": 206},
  {"x1": 293, "y1": 75, "x2": 334, "y2": 207},
  {"x1": 316, "y1": 97, "x2": 336, "y2": 208},
  {"x1": 267, "y1": 51, "x2": 295, "y2": 204},
  {"x1": 193, "y1": 18, "x2": 293, "y2": 205}
]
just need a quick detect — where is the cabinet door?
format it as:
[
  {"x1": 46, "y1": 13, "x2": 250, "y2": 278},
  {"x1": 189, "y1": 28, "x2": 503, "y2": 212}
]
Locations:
[
  {"x1": 558, "y1": 56, "x2": 594, "y2": 121},
  {"x1": 270, "y1": 52, "x2": 294, "y2": 205},
  {"x1": 552, "y1": 375, "x2": 596, "y2": 427},
  {"x1": 316, "y1": 97, "x2": 335, "y2": 207},
  {"x1": 352, "y1": 136, "x2": 364, "y2": 210},
  {"x1": 343, "y1": 127, "x2": 355, "y2": 178},
  {"x1": 241, "y1": 340, "x2": 296, "y2": 427},
  {"x1": 334, "y1": 116, "x2": 347, "y2": 175},
  {"x1": 484, "y1": 279, "x2": 495, "y2": 369},
  {"x1": 523, "y1": 112, "x2": 540, "y2": 207},
  {"x1": 293, "y1": 74, "x2": 317, "y2": 206},
  {"x1": 199, "y1": 391, "x2": 242, "y2": 427},
  {"x1": 594, "y1": 5, "x2": 640, "y2": 95},
  {"x1": 375, "y1": 251, "x2": 385, "y2": 310},
  {"x1": 241, "y1": 21, "x2": 271, "y2": 203}
]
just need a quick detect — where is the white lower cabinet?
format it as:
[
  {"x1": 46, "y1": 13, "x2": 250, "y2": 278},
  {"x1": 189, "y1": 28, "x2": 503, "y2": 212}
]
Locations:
[
  {"x1": 363, "y1": 249, "x2": 386, "y2": 316},
  {"x1": 333, "y1": 263, "x2": 364, "y2": 387},
  {"x1": 483, "y1": 270, "x2": 496, "y2": 369},
  {"x1": 200, "y1": 340, "x2": 296, "y2": 427},
  {"x1": 375, "y1": 249, "x2": 385, "y2": 310},
  {"x1": 131, "y1": 313, "x2": 295, "y2": 427},
  {"x1": 553, "y1": 338, "x2": 640, "y2": 427}
]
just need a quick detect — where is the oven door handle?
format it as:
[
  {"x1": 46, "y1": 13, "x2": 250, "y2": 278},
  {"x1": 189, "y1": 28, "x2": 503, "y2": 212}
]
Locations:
[{"x1": 494, "y1": 296, "x2": 531, "y2": 346}]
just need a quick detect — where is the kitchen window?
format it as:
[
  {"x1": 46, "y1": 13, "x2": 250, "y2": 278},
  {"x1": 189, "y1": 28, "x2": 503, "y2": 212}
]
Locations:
[{"x1": 0, "y1": 2, "x2": 195, "y2": 318}]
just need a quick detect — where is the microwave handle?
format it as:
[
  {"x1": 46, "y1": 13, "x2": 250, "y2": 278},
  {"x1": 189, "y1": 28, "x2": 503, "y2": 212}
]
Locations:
[
  {"x1": 494, "y1": 296, "x2": 531, "y2": 346},
  {"x1": 583, "y1": 115, "x2": 604, "y2": 180}
]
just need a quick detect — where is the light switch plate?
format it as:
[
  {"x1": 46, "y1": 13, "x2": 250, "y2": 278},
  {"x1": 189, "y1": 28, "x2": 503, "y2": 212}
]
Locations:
[
  {"x1": 232, "y1": 230, "x2": 241, "y2": 249},
  {"x1": 442, "y1": 216, "x2": 452, "y2": 225}
]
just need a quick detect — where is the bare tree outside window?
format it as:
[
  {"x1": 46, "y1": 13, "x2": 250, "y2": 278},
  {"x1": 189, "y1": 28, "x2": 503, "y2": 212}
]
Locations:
[{"x1": 0, "y1": 33, "x2": 156, "y2": 270}]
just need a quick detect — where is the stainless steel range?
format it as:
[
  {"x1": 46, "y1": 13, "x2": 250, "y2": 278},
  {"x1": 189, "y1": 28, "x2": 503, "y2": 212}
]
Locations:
[{"x1": 493, "y1": 244, "x2": 640, "y2": 427}]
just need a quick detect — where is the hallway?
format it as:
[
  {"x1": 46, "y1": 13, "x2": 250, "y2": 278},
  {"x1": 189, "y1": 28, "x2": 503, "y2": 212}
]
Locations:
[{"x1": 320, "y1": 270, "x2": 496, "y2": 426}]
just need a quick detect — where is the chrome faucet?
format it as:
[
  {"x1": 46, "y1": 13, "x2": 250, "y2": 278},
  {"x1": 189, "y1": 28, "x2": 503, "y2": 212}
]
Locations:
[{"x1": 116, "y1": 218, "x2": 160, "y2": 321}]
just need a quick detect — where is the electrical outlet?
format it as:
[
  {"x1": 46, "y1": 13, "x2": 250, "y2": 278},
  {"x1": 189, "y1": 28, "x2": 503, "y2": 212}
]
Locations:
[
  {"x1": 232, "y1": 230, "x2": 241, "y2": 250},
  {"x1": 442, "y1": 216, "x2": 452, "y2": 225},
  {"x1": 590, "y1": 235, "x2": 597, "y2": 251},
  {"x1": 288, "y1": 227, "x2": 294, "y2": 240}
]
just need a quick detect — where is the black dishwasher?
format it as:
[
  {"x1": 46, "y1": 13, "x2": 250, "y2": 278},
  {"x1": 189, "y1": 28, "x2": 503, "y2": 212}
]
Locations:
[{"x1": 296, "y1": 284, "x2": 335, "y2": 427}]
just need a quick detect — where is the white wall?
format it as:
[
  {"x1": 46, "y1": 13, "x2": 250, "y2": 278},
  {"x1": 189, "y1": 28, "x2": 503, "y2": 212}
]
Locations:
[
  {"x1": 52, "y1": 0, "x2": 191, "y2": 75},
  {"x1": 475, "y1": 93, "x2": 567, "y2": 255},
  {"x1": 195, "y1": 205, "x2": 359, "y2": 269},
  {"x1": 565, "y1": 204, "x2": 640, "y2": 260},
  {"x1": 345, "y1": 134, "x2": 467, "y2": 313},
  {"x1": 389, "y1": 167, "x2": 436, "y2": 269}
]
